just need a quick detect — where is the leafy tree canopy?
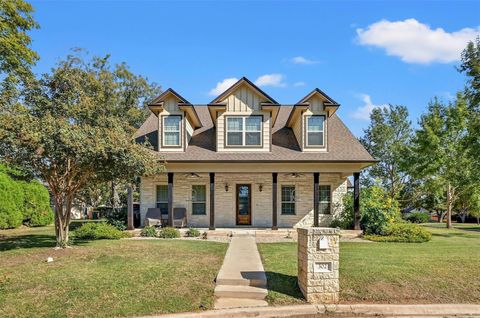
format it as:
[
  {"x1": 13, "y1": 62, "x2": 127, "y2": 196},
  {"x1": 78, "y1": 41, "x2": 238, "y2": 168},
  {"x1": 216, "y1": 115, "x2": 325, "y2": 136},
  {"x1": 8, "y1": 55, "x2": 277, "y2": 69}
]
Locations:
[{"x1": 0, "y1": 51, "x2": 163, "y2": 246}]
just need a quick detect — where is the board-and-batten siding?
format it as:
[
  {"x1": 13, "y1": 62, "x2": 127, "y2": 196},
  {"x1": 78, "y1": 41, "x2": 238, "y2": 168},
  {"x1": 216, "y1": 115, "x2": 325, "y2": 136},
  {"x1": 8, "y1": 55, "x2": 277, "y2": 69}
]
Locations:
[
  {"x1": 158, "y1": 96, "x2": 184, "y2": 152},
  {"x1": 216, "y1": 83, "x2": 271, "y2": 152},
  {"x1": 224, "y1": 84, "x2": 262, "y2": 112}
]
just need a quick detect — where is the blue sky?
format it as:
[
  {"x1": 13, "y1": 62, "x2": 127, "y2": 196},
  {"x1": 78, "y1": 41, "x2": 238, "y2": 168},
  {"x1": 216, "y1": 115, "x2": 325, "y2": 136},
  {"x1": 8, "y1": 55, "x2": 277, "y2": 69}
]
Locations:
[{"x1": 30, "y1": 0, "x2": 480, "y2": 136}]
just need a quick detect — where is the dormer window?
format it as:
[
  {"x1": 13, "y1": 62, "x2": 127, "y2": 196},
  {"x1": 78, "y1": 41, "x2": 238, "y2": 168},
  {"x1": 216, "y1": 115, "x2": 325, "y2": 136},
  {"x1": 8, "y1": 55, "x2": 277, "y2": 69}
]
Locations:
[
  {"x1": 306, "y1": 115, "x2": 325, "y2": 147},
  {"x1": 162, "y1": 115, "x2": 182, "y2": 147},
  {"x1": 226, "y1": 116, "x2": 262, "y2": 147}
]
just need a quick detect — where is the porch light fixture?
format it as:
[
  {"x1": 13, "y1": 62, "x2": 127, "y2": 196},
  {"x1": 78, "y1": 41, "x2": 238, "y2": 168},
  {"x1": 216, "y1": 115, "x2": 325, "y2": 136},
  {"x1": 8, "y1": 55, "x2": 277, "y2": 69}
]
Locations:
[
  {"x1": 288, "y1": 173, "x2": 303, "y2": 179},
  {"x1": 258, "y1": 184, "x2": 263, "y2": 192},
  {"x1": 225, "y1": 183, "x2": 229, "y2": 192},
  {"x1": 185, "y1": 173, "x2": 200, "y2": 179}
]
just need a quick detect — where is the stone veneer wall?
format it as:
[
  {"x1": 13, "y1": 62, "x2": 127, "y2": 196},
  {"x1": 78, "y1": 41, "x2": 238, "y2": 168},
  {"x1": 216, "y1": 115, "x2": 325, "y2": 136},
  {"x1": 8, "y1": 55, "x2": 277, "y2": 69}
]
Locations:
[
  {"x1": 297, "y1": 227, "x2": 340, "y2": 303},
  {"x1": 139, "y1": 173, "x2": 348, "y2": 228}
]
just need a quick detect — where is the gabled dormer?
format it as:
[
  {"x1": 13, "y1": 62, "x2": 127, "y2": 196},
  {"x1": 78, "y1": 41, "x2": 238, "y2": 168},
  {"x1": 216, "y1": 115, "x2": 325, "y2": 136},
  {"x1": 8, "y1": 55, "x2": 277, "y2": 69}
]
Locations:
[
  {"x1": 148, "y1": 88, "x2": 201, "y2": 152},
  {"x1": 208, "y1": 77, "x2": 280, "y2": 152},
  {"x1": 286, "y1": 88, "x2": 340, "y2": 152}
]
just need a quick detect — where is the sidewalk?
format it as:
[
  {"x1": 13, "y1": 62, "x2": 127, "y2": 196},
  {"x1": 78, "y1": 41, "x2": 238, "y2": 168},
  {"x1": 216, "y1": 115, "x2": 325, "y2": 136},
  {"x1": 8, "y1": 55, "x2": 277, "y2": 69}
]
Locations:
[
  {"x1": 136, "y1": 303, "x2": 480, "y2": 318},
  {"x1": 213, "y1": 234, "x2": 268, "y2": 309}
]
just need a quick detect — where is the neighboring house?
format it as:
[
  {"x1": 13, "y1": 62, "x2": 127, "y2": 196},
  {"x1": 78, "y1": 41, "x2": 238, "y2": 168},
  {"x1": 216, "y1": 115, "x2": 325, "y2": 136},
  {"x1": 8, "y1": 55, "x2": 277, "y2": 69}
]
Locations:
[{"x1": 134, "y1": 77, "x2": 375, "y2": 229}]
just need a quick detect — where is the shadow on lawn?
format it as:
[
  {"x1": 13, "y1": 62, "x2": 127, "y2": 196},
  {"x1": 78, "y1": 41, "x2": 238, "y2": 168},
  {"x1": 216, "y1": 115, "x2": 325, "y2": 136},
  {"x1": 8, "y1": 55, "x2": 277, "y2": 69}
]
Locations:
[
  {"x1": 0, "y1": 234, "x2": 57, "y2": 251},
  {"x1": 264, "y1": 271, "x2": 305, "y2": 300},
  {"x1": 0, "y1": 234, "x2": 90, "y2": 251}
]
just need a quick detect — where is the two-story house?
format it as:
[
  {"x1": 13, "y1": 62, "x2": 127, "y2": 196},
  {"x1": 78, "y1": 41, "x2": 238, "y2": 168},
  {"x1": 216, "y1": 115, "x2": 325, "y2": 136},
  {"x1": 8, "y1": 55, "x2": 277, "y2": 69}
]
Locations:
[{"x1": 134, "y1": 77, "x2": 375, "y2": 229}]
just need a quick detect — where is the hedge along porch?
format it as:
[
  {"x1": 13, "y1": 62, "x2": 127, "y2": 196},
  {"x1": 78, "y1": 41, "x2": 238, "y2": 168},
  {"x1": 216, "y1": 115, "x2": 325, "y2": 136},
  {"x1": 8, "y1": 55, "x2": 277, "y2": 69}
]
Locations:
[{"x1": 137, "y1": 164, "x2": 362, "y2": 229}]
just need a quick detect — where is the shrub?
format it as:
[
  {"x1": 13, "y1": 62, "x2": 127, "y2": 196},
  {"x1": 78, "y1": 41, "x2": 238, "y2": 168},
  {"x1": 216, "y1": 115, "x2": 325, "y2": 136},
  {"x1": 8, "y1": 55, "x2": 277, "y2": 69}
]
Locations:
[
  {"x1": 21, "y1": 180, "x2": 54, "y2": 227},
  {"x1": 185, "y1": 228, "x2": 201, "y2": 237},
  {"x1": 73, "y1": 222, "x2": 130, "y2": 240},
  {"x1": 329, "y1": 193, "x2": 354, "y2": 229},
  {"x1": 405, "y1": 212, "x2": 430, "y2": 224},
  {"x1": 141, "y1": 226, "x2": 158, "y2": 237},
  {"x1": 158, "y1": 227, "x2": 180, "y2": 239},
  {"x1": 0, "y1": 172, "x2": 24, "y2": 229},
  {"x1": 365, "y1": 222, "x2": 432, "y2": 243},
  {"x1": 105, "y1": 208, "x2": 127, "y2": 231},
  {"x1": 359, "y1": 186, "x2": 401, "y2": 235}
]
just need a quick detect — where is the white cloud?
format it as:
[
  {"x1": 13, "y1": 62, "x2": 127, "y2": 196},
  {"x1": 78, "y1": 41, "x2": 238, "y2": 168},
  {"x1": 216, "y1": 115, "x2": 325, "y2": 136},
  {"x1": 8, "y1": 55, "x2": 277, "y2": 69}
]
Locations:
[
  {"x1": 356, "y1": 18, "x2": 480, "y2": 64},
  {"x1": 208, "y1": 77, "x2": 239, "y2": 96},
  {"x1": 293, "y1": 81, "x2": 306, "y2": 87},
  {"x1": 351, "y1": 94, "x2": 387, "y2": 120},
  {"x1": 254, "y1": 73, "x2": 286, "y2": 87},
  {"x1": 291, "y1": 56, "x2": 319, "y2": 65}
]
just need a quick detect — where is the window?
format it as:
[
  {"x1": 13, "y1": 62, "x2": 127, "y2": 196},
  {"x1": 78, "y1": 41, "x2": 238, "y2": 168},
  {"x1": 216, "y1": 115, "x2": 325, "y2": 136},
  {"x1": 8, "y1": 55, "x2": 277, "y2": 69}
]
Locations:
[
  {"x1": 281, "y1": 185, "x2": 296, "y2": 215},
  {"x1": 163, "y1": 116, "x2": 181, "y2": 146},
  {"x1": 318, "y1": 185, "x2": 331, "y2": 214},
  {"x1": 191, "y1": 185, "x2": 206, "y2": 215},
  {"x1": 306, "y1": 115, "x2": 325, "y2": 146},
  {"x1": 156, "y1": 185, "x2": 168, "y2": 216},
  {"x1": 226, "y1": 116, "x2": 262, "y2": 146}
]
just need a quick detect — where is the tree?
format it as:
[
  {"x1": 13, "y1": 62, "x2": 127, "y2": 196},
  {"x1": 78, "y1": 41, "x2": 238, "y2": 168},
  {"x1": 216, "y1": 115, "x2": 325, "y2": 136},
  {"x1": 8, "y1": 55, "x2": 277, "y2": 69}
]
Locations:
[
  {"x1": 458, "y1": 37, "x2": 480, "y2": 110},
  {"x1": 0, "y1": 52, "x2": 162, "y2": 247},
  {"x1": 0, "y1": 0, "x2": 39, "y2": 106},
  {"x1": 410, "y1": 96, "x2": 472, "y2": 229},
  {"x1": 361, "y1": 105, "x2": 412, "y2": 204}
]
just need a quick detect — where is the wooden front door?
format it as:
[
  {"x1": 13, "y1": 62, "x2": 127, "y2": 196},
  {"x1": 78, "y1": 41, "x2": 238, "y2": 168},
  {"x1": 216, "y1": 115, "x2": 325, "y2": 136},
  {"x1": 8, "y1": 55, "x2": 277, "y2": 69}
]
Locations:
[{"x1": 236, "y1": 184, "x2": 251, "y2": 225}]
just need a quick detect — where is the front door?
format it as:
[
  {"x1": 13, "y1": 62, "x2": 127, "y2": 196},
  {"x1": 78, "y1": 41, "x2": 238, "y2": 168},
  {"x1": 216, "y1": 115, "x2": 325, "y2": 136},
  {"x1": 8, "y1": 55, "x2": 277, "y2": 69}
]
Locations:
[{"x1": 236, "y1": 184, "x2": 251, "y2": 225}]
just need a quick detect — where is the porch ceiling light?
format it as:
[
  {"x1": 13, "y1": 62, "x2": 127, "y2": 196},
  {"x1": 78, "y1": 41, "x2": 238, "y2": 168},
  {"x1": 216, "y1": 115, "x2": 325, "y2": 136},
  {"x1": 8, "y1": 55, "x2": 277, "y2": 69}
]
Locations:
[
  {"x1": 287, "y1": 173, "x2": 303, "y2": 179},
  {"x1": 185, "y1": 173, "x2": 200, "y2": 179}
]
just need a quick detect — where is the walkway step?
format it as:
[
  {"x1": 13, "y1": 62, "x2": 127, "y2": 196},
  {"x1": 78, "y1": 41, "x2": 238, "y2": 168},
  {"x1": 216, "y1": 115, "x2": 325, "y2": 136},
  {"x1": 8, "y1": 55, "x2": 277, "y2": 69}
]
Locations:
[
  {"x1": 214, "y1": 285, "x2": 267, "y2": 300},
  {"x1": 214, "y1": 235, "x2": 268, "y2": 309},
  {"x1": 213, "y1": 297, "x2": 268, "y2": 309}
]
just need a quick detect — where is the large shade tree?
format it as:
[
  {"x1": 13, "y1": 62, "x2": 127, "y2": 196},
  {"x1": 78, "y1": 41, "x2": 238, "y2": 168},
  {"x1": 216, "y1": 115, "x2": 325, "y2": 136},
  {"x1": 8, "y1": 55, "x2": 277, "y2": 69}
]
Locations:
[
  {"x1": 409, "y1": 96, "x2": 472, "y2": 228},
  {"x1": 0, "y1": 0, "x2": 39, "y2": 106},
  {"x1": 360, "y1": 105, "x2": 412, "y2": 204},
  {"x1": 0, "y1": 52, "x2": 162, "y2": 247}
]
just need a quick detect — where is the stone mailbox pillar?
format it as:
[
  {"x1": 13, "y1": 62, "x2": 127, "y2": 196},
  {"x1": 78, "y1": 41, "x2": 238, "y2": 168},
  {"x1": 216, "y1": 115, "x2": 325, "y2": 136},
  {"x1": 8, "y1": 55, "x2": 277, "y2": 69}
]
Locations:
[{"x1": 297, "y1": 227, "x2": 340, "y2": 303}]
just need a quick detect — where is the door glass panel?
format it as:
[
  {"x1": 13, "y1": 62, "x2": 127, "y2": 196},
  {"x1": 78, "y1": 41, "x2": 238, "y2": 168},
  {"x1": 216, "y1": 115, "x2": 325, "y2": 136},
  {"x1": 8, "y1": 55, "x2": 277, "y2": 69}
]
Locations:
[{"x1": 238, "y1": 185, "x2": 249, "y2": 215}]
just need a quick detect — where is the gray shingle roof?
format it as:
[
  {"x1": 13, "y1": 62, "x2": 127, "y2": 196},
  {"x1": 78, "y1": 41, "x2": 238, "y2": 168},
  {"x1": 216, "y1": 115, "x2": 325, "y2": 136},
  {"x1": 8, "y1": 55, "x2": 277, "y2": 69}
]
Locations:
[{"x1": 134, "y1": 105, "x2": 375, "y2": 163}]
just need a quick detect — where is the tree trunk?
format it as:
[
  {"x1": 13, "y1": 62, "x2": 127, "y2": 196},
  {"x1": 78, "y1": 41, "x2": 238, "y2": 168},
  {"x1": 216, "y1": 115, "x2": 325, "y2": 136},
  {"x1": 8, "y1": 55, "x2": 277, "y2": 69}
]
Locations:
[
  {"x1": 53, "y1": 193, "x2": 73, "y2": 248},
  {"x1": 446, "y1": 183, "x2": 453, "y2": 229},
  {"x1": 436, "y1": 210, "x2": 446, "y2": 223}
]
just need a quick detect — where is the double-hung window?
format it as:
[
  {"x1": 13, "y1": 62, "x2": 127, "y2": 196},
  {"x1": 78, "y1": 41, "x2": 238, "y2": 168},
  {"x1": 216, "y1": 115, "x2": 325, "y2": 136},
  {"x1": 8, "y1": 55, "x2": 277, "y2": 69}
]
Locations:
[
  {"x1": 163, "y1": 115, "x2": 182, "y2": 146},
  {"x1": 156, "y1": 185, "x2": 168, "y2": 217},
  {"x1": 226, "y1": 116, "x2": 262, "y2": 146},
  {"x1": 281, "y1": 185, "x2": 296, "y2": 215},
  {"x1": 191, "y1": 185, "x2": 207, "y2": 215},
  {"x1": 318, "y1": 185, "x2": 331, "y2": 214},
  {"x1": 306, "y1": 115, "x2": 325, "y2": 147}
]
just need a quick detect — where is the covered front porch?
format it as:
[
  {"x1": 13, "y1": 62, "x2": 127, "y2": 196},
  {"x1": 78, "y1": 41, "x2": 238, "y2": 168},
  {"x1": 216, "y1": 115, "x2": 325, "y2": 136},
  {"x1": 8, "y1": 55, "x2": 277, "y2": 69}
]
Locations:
[{"x1": 128, "y1": 163, "x2": 363, "y2": 230}]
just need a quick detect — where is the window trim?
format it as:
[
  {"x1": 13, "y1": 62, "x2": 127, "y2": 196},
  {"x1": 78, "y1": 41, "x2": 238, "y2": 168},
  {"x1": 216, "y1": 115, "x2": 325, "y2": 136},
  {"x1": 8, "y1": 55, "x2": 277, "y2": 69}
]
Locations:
[
  {"x1": 156, "y1": 184, "x2": 169, "y2": 216},
  {"x1": 318, "y1": 184, "x2": 332, "y2": 215},
  {"x1": 224, "y1": 115, "x2": 263, "y2": 148},
  {"x1": 304, "y1": 114, "x2": 326, "y2": 148},
  {"x1": 161, "y1": 115, "x2": 183, "y2": 148},
  {"x1": 280, "y1": 184, "x2": 296, "y2": 215},
  {"x1": 191, "y1": 184, "x2": 207, "y2": 216}
]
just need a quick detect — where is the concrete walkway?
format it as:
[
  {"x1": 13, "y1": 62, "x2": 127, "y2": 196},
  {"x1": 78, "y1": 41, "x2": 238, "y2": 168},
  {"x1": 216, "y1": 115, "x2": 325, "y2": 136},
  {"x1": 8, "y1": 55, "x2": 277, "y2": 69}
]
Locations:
[
  {"x1": 137, "y1": 303, "x2": 480, "y2": 318},
  {"x1": 213, "y1": 233, "x2": 268, "y2": 309}
]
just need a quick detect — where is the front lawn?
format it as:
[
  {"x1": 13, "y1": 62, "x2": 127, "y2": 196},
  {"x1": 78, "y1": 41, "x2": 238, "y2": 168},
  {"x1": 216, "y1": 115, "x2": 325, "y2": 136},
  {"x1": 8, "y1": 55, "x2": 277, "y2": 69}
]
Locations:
[
  {"x1": 258, "y1": 226, "x2": 480, "y2": 305},
  {"x1": 0, "y1": 226, "x2": 227, "y2": 318}
]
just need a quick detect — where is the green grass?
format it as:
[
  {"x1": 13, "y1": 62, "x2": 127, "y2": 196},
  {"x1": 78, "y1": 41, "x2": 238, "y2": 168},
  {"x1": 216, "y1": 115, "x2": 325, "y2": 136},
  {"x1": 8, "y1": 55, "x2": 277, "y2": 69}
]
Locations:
[
  {"x1": 258, "y1": 226, "x2": 480, "y2": 305},
  {"x1": 423, "y1": 222, "x2": 480, "y2": 232},
  {"x1": 0, "y1": 225, "x2": 227, "y2": 318}
]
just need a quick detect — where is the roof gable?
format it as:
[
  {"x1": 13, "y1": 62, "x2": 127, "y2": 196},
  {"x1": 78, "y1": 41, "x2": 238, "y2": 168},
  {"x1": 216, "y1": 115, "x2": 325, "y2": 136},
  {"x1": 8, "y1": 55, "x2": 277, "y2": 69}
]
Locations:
[
  {"x1": 148, "y1": 88, "x2": 192, "y2": 106},
  {"x1": 295, "y1": 88, "x2": 340, "y2": 106},
  {"x1": 210, "y1": 77, "x2": 279, "y2": 105}
]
